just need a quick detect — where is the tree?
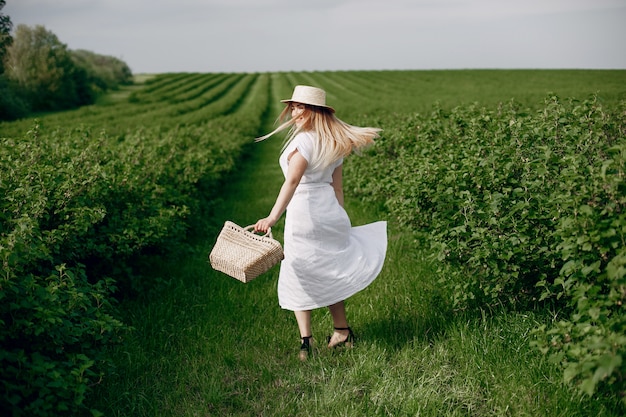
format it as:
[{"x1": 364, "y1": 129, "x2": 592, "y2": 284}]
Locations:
[
  {"x1": 0, "y1": 1, "x2": 28, "y2": 120},
  {"x1": 4, "y1": 24, "x2": 81, "y2": 110},
  {"x1": 1, "y1": 22, "x2": 133, "y2": 119},
  {"x1": 0, "y1": 0, "x2": 13, "y2": 73},
  {"x1": 71, "y1": 49, "x2": 133, "y2": 91}
]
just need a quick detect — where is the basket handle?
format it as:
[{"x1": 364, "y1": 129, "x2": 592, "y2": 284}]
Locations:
[{"x1": 244, "y1": 225, "x2": 273, "y2": 239}]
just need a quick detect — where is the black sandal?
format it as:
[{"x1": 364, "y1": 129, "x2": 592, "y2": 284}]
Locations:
[
  {"x1": 299, "y1": 336, "x2": 312, "y2": 361},
  {"x1": 327, "y1": 327, "x2": 355, "y2": 348}
]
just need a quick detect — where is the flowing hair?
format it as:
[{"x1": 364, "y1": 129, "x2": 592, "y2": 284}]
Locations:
[{"x1": 256, "y1": 103, "x2": 381, "y2": 169}]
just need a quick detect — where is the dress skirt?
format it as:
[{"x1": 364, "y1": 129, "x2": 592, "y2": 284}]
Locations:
[{"x1": 278, "y1": 182, "x2": 387, "y2": 311}]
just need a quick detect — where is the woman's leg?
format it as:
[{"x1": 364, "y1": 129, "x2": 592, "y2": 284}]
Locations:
[
  {"x1": 294, "y1": 310, "x2": 313, "y2": 360},
  {"x1": 294, "y1": 310, "x2": 312, "y2": 338},
  {"x1": 327, "y1": 301, "x2": 352, "y2": 347}
]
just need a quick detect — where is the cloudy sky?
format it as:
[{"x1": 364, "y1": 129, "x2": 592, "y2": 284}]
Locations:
[{"x1": 4, "y1": 0, "x2": 626, "y2": 74}]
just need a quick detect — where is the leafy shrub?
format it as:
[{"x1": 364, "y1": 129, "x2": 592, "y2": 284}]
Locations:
[
  {"x1": 532, "y1": 109, "x2": 626, "y2": 400},
  {"x1": 0, "y1": 265, "x2": 124, "y2": 417},
  {"x1": 345, "y1": 95, "x2": 625, "y2": 402},
  {"x1": 0, "y1": 73, "x2": 269, "y2": 415},
  {"x1": 0, "y1": 124, "x2": 126, "y2": 416}
]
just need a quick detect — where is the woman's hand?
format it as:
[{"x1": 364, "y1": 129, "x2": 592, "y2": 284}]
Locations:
[{"x1": 254, "y1": 217, "x2": 275, "y2": 234}]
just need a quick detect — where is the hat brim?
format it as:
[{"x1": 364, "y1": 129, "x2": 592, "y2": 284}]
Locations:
[{"x1": 280, "y1": 99, "x2": 335, "y2": 113}]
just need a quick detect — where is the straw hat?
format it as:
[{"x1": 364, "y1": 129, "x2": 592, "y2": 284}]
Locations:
[{"x1": 281, "y1": 85, "x2": 335, "y2": 112}]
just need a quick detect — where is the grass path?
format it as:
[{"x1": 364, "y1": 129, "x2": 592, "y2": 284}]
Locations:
[{"x1": 91, "y1": 79, "x2": 622, "y2": 417}]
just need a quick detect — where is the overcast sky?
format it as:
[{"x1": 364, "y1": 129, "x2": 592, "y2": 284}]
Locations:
[{"x1": 4, "y1": 0, "x2": 626, "y2": 74}]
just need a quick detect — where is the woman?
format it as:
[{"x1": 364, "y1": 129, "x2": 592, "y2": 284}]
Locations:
[{"x1": 254, "y1": 85, "x2": 387, "y2": 361}]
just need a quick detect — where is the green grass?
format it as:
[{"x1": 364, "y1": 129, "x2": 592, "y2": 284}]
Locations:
[{"x1": 88, "y1": 72, "x2": 625, "y2": 416}]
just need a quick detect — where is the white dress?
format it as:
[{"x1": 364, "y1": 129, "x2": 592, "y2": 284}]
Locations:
[{"x1": 277, "y1": 131, "x2": 388, "y2": 311}]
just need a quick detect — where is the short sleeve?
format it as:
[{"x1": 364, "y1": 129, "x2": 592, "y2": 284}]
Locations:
[{"x1": 293, "y1": 132, "x2": 315, "y2": 163}]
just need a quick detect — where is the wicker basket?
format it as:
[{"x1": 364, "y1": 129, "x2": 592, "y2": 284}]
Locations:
[{"x1": 209, "y1": 221, "x2": 284, "y2": 283}]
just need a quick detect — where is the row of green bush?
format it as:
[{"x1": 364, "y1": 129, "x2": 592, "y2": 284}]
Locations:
[
  {"x1": 0, "y1": 73, "x2": 270, "y2": 416},
  {"x1": 346, "y1": 95, "x2": 625, "y2": 402},
  {"x1": 0, "y1": 72, "x2": 258, "y2": 140}
]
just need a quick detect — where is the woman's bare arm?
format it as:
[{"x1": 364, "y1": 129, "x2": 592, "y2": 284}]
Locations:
[{"x1": 254, "y1": 151, "x2": 308, "y2": 233}]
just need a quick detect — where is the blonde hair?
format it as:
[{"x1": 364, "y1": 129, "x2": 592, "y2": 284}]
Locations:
[{"x1": 256, "y1": 103, "x2": 381, "y2": 169}]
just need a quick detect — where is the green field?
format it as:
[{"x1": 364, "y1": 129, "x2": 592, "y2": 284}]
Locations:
[{"x1": 1, "y1": 70, "x2": 625, "y2": 416}]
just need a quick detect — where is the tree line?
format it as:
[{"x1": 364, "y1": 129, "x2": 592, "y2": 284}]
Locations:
[{"x1": 0, "y1": 0, "x2": 133, "y2": 121}]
